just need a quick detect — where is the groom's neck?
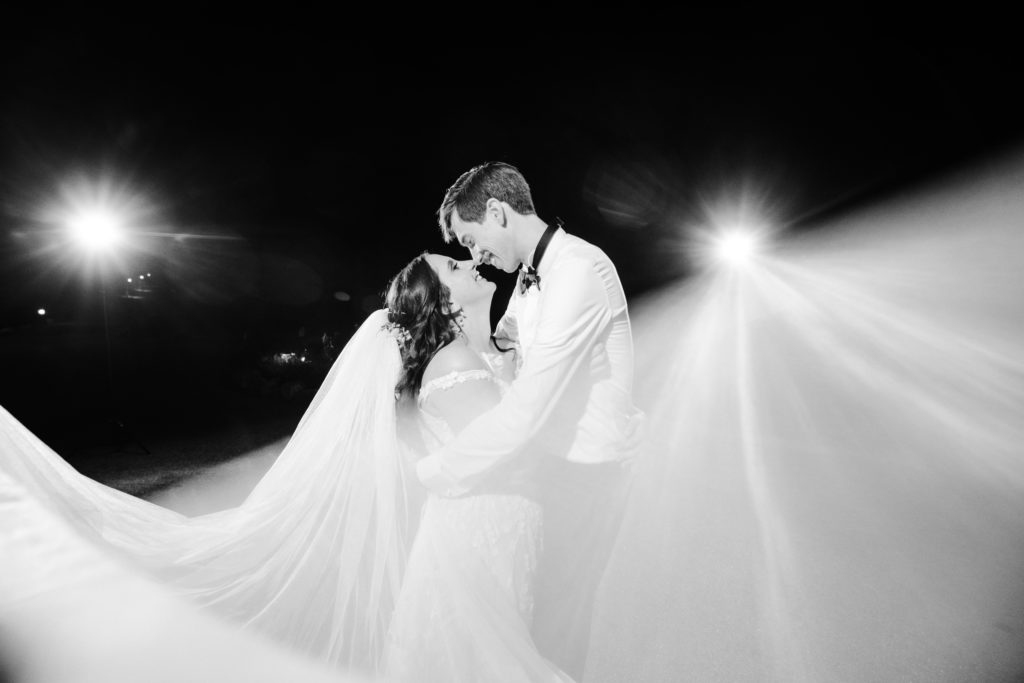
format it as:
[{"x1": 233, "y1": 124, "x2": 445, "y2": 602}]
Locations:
[{"x1": 515, "y1": 214, "x2": 549, "y2": 268}]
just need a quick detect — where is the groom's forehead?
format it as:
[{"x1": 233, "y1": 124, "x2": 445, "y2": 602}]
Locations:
[{"x1": 449, "y1": 210, "x2": 476, "y2": 243}]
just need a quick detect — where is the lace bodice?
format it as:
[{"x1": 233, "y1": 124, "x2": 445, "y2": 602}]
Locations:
[
  {"x1": 418, "y1": 369, "x2": 505, "y2": 407},
  {"x1": 417, "y1": 353, "x2": 511, "y2": 449}
]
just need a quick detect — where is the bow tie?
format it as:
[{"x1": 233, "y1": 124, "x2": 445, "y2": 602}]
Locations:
[{"x1": 518, "y1": 219, "x2": 561, "y2": 296}]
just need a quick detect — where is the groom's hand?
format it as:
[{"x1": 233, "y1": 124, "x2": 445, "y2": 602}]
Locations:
[{"x1": 415, "y1": 455, "x2": 466, "y2": 497}]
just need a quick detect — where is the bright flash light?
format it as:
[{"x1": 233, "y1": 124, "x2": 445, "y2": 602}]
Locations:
[
  {"x1": 713, "y1": 229, "x2": 761, "y2": 267},
  {"x1": 68, "y1": 208, "x2": 123, "y2": 251},
  {"x1": 37, "y1": 308, "x2": 46, "y2": 316},
  {"x1": 692, "y1": 224, "x2": 770, "y2": 272}
]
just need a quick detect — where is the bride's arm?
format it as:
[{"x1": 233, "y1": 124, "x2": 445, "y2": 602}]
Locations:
[{"x1": 420, "y1": 343, "x2": 502, "y2": 435}]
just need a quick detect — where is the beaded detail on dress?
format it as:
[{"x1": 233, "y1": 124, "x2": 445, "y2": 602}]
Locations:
[{"x1": 418, "y1": 369, "x2": 503, "y2": 407}]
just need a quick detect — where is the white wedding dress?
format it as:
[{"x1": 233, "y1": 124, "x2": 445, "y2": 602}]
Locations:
[
  {"x1": 0, "y1": 313, "x2": 571, "y2": 681},
  {"x1": 383, "y1": 363, "x2": 573, "y2": 682}
]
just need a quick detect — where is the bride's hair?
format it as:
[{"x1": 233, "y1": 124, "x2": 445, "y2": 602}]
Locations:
[{"x1": 385, "y1": 253, "x2": 463, "y2": 403}]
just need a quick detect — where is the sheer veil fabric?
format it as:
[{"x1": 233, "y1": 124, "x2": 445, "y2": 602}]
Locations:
[
  {"x1": 586, "y1": 154, "x2": 1024, "y2": 682},
  {"x1": 0, "y1": 309, "x2": 415, "y2": 673},
  {"x1": 0, "y1": 470, "x2": 364, "y2": 683}
]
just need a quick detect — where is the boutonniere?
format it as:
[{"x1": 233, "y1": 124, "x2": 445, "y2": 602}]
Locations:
[{"x1": 519, "y1": 266, "x2": 540, "y2": 295}]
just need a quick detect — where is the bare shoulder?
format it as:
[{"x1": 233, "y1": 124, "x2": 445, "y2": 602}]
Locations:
[{"x1": 421, "y1": 340, "x2": 488, "y2": 385}]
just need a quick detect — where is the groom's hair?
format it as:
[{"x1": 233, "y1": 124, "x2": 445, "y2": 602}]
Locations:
[{"x1": 437, "y1": 162, "x2": 536, "y2": 243}]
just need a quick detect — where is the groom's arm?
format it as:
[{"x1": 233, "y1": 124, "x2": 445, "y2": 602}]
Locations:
[
  {"x1": 416, "y1": 257, "x2": 612, "y2": 496},
  {"x1": 492, "y1": 286, "x2": 521, "y2": 365}
]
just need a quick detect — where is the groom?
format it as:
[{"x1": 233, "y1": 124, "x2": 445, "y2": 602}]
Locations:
[{"x1": 417, "y1": 161, "x2": 642, "y2": 679}]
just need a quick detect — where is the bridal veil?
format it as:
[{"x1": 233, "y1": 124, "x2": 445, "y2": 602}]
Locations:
[{"x1": 0, "y1": 309, "x2": 416, "y2": 673}]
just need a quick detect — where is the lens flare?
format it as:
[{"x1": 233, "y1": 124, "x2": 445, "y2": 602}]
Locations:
[
  {"x1": 68, "y1": 207, "x2": 123, "y2": 251},
  {"x1": 712, "y1": 228, "x2": 761, "y2": 266},
  {"x1": 689, "y1": 223, "x2": 772, "y2": 273}
]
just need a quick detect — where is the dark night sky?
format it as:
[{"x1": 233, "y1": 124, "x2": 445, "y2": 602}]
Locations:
[
  {"x1": 0, "y1": 18, "x2": 1021, "y2": 432},
  {"x1": 2, "y1": 20, "x2": 1021, "y2": 306}
]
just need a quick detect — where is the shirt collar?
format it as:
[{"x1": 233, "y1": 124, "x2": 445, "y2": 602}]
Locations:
[{"x1": 524, "y1": 222, "x2": 564, "y2": 276}]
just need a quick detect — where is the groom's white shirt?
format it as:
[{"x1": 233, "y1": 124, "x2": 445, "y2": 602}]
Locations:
[{"x1": 417, "y1": 227, "x2": 641, "y2": 496}]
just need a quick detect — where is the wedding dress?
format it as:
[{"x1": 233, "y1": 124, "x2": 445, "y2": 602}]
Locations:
[
  {"x1": 1, "y1": 311, "x2": 572, "y2": 681},
  {"x1": 383, "y1": 361, "x2": 573, "y2": 682}
]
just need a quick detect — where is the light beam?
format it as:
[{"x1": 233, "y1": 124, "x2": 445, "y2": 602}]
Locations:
[
  {"x1": 68, "y1": 207, "x2": 123, "y2": 251},
  {"x1": 712, "y1": 228, "x2": 761, "y2": 267}
]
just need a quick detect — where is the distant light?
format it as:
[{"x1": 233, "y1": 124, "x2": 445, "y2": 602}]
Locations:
[
  {"x1": 713, "y1": 228, "x2": 761, "y2": 267},
  {"x1": 127, "y1": 277, "x2": 133, "y2": 283},
  {"x1": 139, "y1": 274, "x2": 145, "y2": 280},
  {"x1": 37, "y1": 308, "x2": 46, "y2": 316},
  {"x1": 146, "y1": 272, "x2": 152, "y2": 277},
  {"x1": 300, "y1": 356, "x2": 307, "y2": 362},
  {"x1": 68, "y1": 208, "x2": 123, "y2": 251}
]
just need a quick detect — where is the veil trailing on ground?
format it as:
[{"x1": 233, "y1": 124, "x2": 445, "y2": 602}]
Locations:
[
  {"x1": 0, "y1": 309, "x2": 417, "y2": 673},
  {"x1": 587, "y1": 153, "x2": 1024, "y2": 681}
]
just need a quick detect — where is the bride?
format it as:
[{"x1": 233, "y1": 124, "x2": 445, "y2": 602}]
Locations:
[
  {"x1": 381, "y1": 253, "x2": 570, "y2": 681},
  {"x1": 0, "y1": 251, "x2": 570, "y2": 681}
]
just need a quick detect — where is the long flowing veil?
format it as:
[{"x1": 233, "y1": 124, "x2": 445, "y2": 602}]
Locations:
[
  {"x1": 587, "y1": 154, "x2": 1024, "y2": 681},
  {"x1": 0, "y1": 309, "x2": 416, "y2": 673}
]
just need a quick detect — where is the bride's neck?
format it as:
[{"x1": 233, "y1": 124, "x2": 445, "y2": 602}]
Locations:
[{"x1": 459, "y1": 302, "x2": 493, "y2": 356}]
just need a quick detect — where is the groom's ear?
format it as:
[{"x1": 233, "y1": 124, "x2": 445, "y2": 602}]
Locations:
[{"x1": 485, "y1": 198, "x2": 508, "y2": 228}]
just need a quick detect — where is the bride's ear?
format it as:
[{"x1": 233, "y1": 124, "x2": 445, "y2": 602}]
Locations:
[{"x1": 485, "y1": 198, "x2": 507, "y2": 227}]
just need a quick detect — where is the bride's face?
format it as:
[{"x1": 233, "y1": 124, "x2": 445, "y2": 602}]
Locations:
[{"x1": 424, "y1": 253, "x2": 495, "y2": 309}]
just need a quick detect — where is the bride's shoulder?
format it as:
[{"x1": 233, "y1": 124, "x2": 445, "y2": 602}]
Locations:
[{"x1": 421, "y1": 340, "x2": 489, "y2": 385}]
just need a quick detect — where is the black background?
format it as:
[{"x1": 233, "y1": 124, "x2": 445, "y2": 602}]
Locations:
[{"x1": 1, "y1": 15, "x2": 1020, "y2": 465}]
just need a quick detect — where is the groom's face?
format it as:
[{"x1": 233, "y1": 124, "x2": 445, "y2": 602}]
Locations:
[{"x1": 450, "y1": 205, "x2": 518, "y2": 274}]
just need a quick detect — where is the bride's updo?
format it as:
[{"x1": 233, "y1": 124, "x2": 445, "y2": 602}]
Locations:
[{"x1": 385, "y1": 253, "x2": 463, "y2": 403}]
